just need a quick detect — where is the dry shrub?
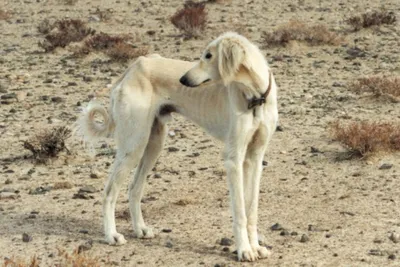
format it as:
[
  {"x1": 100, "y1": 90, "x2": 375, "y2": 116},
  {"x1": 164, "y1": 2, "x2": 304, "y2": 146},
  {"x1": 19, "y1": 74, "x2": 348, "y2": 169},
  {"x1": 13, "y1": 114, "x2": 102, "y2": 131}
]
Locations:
[
  {"x1": 347, "y1": 10, "x2": 396, "y2": 31},
  {"x1": 23, "y1": 126, "x2": 71, "y2": 163},
  {"x1": 0, "y1": 9, "x2": 12, "y2": 20},
  {"x1": 170, "y1": 1, "x2": 207, "y2": 38},
  {"x1": 331, "y1": 120, "x2": 400, "y2": 158},
  {"x1": 57, "y1": 247, "x2": 100, "y2": 267},
  {"x1": 77, "y1": 32, "x2": 147, "y2": 62},
  {"x1": 3, "y1": 256, "x2": 39, "y2": 267},
  {"x1": 38, "y1": 19, "x2": 95, "y2": 52},
  {"x1": 263, "y1": 20, "x2": 343, "y2": 47},
  {"x1": 349, "y1": 75, "x2": 400, "y2": 102}
]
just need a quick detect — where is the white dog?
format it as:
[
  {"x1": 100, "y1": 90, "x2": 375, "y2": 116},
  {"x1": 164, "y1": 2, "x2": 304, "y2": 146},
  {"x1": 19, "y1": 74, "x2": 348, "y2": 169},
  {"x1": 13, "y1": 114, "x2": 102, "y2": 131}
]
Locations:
[{"x1": 76, "y1": 32, "x2": 278, "y2": 261}]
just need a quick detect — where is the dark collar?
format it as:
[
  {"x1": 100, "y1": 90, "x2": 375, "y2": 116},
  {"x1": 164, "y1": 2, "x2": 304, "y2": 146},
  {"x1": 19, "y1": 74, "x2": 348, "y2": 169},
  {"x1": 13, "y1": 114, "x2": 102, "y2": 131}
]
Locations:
[{"x1": 248, "y1": 71, "x2": 273, "y2": 110}]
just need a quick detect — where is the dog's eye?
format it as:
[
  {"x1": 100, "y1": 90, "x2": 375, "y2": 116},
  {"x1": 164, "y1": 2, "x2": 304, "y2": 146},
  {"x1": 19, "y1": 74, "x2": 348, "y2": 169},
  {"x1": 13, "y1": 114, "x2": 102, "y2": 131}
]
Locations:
[{"x1": 205, "y1": 53, "x2": 212, "y2": 59}]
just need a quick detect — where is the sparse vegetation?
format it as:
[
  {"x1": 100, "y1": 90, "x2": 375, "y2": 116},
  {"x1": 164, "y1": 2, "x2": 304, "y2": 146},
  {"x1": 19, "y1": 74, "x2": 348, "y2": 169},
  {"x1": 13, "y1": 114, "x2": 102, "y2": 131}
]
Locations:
[
  {"x1": 0, "y1": 9, "x2": 12, "y2": 20},
  {"x1": 170, "y1": 1, "x2": 207, "y2": 38},
  {"x1": 38, "y1": 19, "x2": 95, "y2": 52},
  {"x1": 23, "y1": 126, "x2": 71, "y2": 163},
  {"x1": 76, "y1": 32, "x2": 148, "y2": 62},
  {"x1": 262, "y1": 20, "x2": 343, "y2": 47},
  {"x1": 3, "y1": 256, "x2": 39, "y2": 267},
  {"x1": 349, "y1": 75, "x2": 400, "y2": 102},
  {"x1": 331, "y1": 120, "x2": 400, "y2": 158},
  {"x1": 346, "y1": 10, "x2": 396, "y2": 31}
]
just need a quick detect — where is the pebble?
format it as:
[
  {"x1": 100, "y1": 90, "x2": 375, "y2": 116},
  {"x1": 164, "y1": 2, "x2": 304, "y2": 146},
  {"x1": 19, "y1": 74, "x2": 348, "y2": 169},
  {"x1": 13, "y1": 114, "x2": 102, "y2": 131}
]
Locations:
[
  {"x1": 276, "y1": 125, "x2": 283, "y2": 132},
  {"x1": 79, "y1": 185, "x2": 97, "y2": 193},
  {"x1": 51, "y1": 96, "x2": 64, "y2": 103},
  {"x1": 29, "y1": 186, "x2": 51, "y2": 195},
  {"x1": 280, "y1": 230, "x2": 290, "y2": 236},
  {"x1": 388, "y1": 254, "x2": 396, "y2": 260},
  {"x1": 379, "y1": 163, "x2": 393, "y2": 170},
  {"x1": 168, "y1": 147, "x2": 179, "y2": 152},
  {"x1": 368, "y1": 249, "x2": 383, "y2": 256},
  {"x1": 165, "y1": 240, "x2": 173, "y2": 248},
  {"x1": 389, "y1": 232, "x2": 399, "y2": 243},
  {"x1": 161, "y1": 228, "x2": 172, "y2": 233},
  {"x1": 220, "y1": 237, "x2": 233, "y2": 246},
  {"x1": 22, "y1": 233, "x2": 32, "y2": 242},
  {"x1": 271, "y1": 223, "x2": 283, "y2": 231},
  {"x1": 300, "y1": 234, "x2": 309, "y2": 243}
]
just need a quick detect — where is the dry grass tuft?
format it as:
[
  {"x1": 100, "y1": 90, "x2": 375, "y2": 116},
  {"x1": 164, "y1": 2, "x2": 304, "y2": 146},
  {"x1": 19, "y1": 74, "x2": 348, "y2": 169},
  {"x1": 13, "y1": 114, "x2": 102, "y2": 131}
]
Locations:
[
  {"x1": 349, "y1": 75, "x2": 400, "y2": 102},
  {"x1": 330, "y1": 120, "x2": 400, "y2": 158},
  {"x1": 346, "y1": 10, "x2": 396, "y2": 31},
  {"x1": 77, "y1": 32, "x2": 148, "y2": 62},
  {"x1": 3, "y1": 256, "x2": 39, "y2": 267},
  {"x1": 57, "y1": 247, "x2": 100, "y2": 267},
  {"x1": 0, "y1": 9, "x2": 12, "y2": 20},
  {"x1": 23, "y1": 126, "x2": 71, "y2": 163},
  {"x1": 263, "y1": 20, "x2": 343, "y2": 47},
  {"x1": 38, "y1": 19, "x2": 95, "y2": 52},
  {"x1": 171, "y1": 1, "x2": 207, "y2": 39}
]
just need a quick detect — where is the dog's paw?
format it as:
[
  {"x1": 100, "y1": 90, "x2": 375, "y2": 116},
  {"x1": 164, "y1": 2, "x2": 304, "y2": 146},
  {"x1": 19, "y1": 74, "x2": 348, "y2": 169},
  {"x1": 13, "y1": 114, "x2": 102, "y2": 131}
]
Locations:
[
  {"x1": 134, "y1": 226, "x2": 155, "y2": 239},
  {"x1": 237, "y1": 247, "x2": 258, "y2": 262},
  {"x1": 252, "y1": 245, "x2": 271, "y2": 259},
  {"x1": 105, "y1": 233, "x2": 127, "y2": 246}
]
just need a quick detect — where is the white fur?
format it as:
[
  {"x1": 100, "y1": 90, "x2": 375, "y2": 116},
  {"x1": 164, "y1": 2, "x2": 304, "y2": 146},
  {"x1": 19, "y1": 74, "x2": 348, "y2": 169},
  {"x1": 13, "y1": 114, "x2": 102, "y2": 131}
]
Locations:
[{"x1": 75, "y1": 32, "x2": 278, "y2": 262}]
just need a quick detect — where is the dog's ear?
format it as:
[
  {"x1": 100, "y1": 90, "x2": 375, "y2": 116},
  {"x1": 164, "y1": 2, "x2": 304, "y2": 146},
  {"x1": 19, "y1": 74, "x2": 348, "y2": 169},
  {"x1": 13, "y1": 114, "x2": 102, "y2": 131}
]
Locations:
[{"x1": 218, "y1": 39, "x2": 244, "y2": 85}]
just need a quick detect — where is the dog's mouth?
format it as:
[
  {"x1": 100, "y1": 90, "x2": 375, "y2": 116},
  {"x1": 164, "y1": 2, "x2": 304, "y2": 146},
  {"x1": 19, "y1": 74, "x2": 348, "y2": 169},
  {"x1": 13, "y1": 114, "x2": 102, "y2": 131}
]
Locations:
[{"x1": 200, "y1": 78, "x2": 211, "y2": 85}]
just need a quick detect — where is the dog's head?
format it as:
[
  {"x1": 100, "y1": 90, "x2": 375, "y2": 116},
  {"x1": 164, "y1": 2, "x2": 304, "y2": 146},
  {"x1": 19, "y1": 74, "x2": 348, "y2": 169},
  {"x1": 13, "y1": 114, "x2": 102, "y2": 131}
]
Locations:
[{"x1": 180, "y1": 32, "x2": 267, "y2": 92}]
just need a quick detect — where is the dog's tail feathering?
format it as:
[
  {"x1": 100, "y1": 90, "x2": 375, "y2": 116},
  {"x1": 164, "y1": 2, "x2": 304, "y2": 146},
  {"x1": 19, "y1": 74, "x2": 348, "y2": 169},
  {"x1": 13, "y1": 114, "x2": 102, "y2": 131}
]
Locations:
[{"x1": 75, "y1": 100, "x2": 115, "y2": 154}]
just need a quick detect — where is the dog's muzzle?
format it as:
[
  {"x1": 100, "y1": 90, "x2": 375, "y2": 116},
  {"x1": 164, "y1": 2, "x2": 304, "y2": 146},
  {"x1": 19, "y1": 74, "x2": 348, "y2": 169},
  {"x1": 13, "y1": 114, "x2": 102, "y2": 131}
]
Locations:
[{"x1": 180, "y1": 75, "x2": 193, "y2": 87}]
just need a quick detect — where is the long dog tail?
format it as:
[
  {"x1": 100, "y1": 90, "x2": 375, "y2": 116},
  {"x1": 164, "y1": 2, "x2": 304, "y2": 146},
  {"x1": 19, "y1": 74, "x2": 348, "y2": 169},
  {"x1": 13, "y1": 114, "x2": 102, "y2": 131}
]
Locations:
[{"x1": 75, "y1": 100, "x2": 115, "y2": 153}]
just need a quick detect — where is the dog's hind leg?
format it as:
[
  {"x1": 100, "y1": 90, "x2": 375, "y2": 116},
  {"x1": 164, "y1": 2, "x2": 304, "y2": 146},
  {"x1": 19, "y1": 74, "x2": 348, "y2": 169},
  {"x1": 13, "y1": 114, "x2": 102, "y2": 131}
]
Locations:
[
  {"x1": 243, "y1": 126, "x2": 271, "y2": 258},
  {"x1": 103, "y1": 112, "x2": 152, "y2": 245},
  {"x1": 128, "y1": 118, "x2": 167, "y2": 239}
]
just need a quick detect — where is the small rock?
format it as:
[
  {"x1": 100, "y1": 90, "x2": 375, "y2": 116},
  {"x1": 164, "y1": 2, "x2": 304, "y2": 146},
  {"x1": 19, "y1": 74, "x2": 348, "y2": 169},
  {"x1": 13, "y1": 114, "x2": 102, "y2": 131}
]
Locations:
[
  {"x1": 168, "y1": 147, "x2": 179, "y2": 152},
  {"x1": 332, "y1": 81, "x2": 344, "y2": 87},
  {"x1": 389, "y1": 232, "x2": 399, "y2": 243},
  {"x1": 90, "y1": 172, "x2": 100, "y2": 179},
  {"x1": 300, "y1": 234, "x2": 309, "y2": 243},
  {"x1": 310, "y1": 146, "x2": 321, "y2": 153},
  {"x1": 161, "y1": 228, "x2": 172, "y2": 233},
  {"x1": 51, "y1": 96, "x2": 64, "y2": 103},
  {"x1": 220, "y1": 237, "x2": 233, "y2": 246},
  {"x1": 291, "y1": 231, "x2": 298, "y2": 236},
  {"x1": 276, "y1": 125, "x2": 283, "y2": 132},
  {"x1": 22, "y1": 233, "x2": 32, "y2": 242},
  {"x1": 271, "y1": 223, "x2": 283, "y2": 231},
  {"x1": 262, "y1": 161, "x2": 268, "y2": 166},
  {"x1": 79, "y1": 185, "x2": 97, "y2": 194},
  {"x1": 154, "y1": 173, "x2": 161, "y2": 178},
  {"x1": 165, "y1": 240, "x2": 173, "y2": 248},
  {"x1": 168, "y1": 131, "x2": 176, "y2": 137},
  {"x1": 280, "y1": 230, "x2": 290, "y2": 236},
  {"x1": 388, "y1": 254, "x2": 396, "y2": 260},
  {"x1": 379, "y1": 163, "x2": 393, "y2": 170},
  {"x1": 29, "y1": 186, "x2": 51, "y2": 195}
]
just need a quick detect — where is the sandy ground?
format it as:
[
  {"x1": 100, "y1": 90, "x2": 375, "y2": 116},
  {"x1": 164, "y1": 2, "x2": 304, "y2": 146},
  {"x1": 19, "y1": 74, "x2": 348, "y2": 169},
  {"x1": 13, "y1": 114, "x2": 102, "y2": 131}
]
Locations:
[{"x1": 1, "y1": 0, "x2": 400, "y2": 266}]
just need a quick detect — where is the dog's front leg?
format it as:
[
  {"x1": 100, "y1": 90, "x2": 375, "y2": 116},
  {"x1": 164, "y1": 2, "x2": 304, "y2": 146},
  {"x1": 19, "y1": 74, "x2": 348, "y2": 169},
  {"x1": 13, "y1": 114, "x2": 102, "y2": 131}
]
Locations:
[{"x1": 224, "y1": 139, "x2": 257, "y2": 261}]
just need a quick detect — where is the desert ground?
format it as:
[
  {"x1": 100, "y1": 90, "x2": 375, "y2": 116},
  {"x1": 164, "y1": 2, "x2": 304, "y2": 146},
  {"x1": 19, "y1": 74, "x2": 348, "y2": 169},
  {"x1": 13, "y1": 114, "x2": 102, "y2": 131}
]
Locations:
[{"x1": 1, "y1": 0, "x2": 400, "y2": 266}]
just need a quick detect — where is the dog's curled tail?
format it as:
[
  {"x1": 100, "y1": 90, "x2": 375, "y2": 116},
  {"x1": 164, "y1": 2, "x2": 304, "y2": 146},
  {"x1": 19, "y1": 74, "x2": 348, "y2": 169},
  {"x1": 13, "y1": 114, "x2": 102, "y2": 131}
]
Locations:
[{"x1": 74, "y1": 100, "x2": 115, "y2": 154}]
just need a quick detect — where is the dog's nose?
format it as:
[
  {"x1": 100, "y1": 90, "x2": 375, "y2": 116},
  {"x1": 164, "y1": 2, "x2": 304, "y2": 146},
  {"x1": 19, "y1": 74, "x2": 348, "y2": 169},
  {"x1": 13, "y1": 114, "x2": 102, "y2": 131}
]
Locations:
[{"x1": 180, "y1": 76, "x2": 190, "y2": 87}]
